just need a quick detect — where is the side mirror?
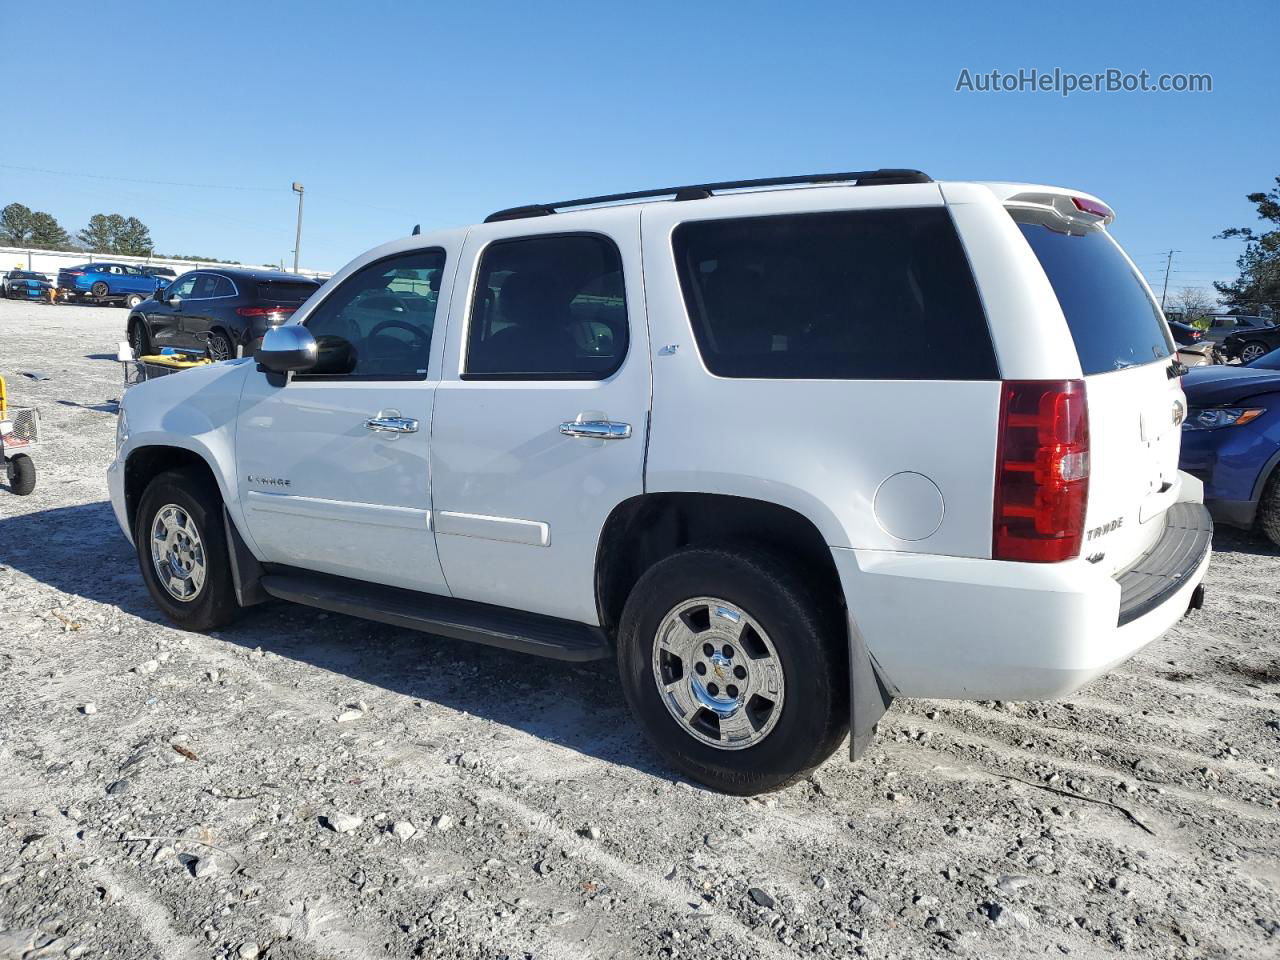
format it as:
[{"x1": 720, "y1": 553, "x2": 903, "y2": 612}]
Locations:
[
  {"x1": 255, "y1": 324, "x2": 317, "y2": 374},
  {"x1": 152, "y1": 286, "x2": 166, "y2": 301}
]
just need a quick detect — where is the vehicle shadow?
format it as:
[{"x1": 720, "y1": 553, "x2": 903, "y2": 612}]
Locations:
[{"x1": 2, "y1": 501, "x2": 673, "y2": 782}]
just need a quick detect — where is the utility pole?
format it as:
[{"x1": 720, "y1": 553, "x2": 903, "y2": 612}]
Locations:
[
  {"x1": 1159, "y1": 249, "x2": 1180, "y2": 311},
  {"x1": 291, "y1": 182, "x2": 305, "y2": 274}
]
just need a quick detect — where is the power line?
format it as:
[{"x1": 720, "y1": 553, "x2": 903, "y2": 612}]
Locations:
[{"x1": 0, "y1": 161, "x2": 277, "y2": 192}]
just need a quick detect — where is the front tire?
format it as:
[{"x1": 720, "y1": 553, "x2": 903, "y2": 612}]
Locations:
[
  {"x1": 129, "y1": 320, "x2": 151, "y2": 357},
  {"x1": 134, "y1": 468, "x2": 240, "y2": 631},
  {"x1": 617, "y1": 546, "x2": 848, "y2": 794},
  {"x1": 5, "y1": 454, "x2": 36, "y2": 495}
]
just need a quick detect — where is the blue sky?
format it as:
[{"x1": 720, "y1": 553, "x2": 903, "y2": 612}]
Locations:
[{"x1": 2, "y1": 0, "x2": 1274, "y2": 297}]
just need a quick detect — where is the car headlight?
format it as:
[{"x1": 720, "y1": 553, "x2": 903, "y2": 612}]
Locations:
[
  {"x1": 1183, "y1": 407, "x2": 1266, "y2": 430},
  {"x1": 115, "y1": 407, "x2": 129, "y2": 454}
]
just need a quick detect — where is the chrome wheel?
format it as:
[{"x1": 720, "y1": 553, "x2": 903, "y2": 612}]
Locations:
[
  {"x1": 149, "y1": 504, "x2": 207, "y2": 602},
  {"x1": 1240, "y1": 343, "x2": 1267, "y2": 363},
  {"x1": 651, "y1": 597, "x2": 785, "y2": 750}
]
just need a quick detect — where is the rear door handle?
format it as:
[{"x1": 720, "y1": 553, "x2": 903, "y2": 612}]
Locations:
[
  {"x1": 559, "y1": 420, "x2": 631, "y2": 440},
  {"x1": 366, "y1": 415, "x2": 419, "y2": 434}
]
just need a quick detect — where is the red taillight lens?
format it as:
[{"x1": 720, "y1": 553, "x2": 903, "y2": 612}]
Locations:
[
  {"x1": 993, "y1": 380, "x2": 1090, "y2": 563},
  {"x1": 65, "y1": 270, "x2": 84, "y2": 277},
  {"x1": 235, "y1": 305, "x2": 298, "y2": 317}
]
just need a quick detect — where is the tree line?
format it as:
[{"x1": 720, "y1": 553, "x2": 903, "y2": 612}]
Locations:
[{"x1": 0, "y1": 202, "x2": 236, "y2": 263}]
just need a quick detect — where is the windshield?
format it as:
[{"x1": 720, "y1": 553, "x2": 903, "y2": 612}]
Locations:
[{"x1": 1013, "y1": 210, "x2": 1173, "y2": 374}]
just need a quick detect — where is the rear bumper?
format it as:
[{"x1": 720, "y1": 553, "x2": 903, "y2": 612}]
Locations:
[{"x1": 833, "y1": 495, "x2": 1211, "y2": 700}]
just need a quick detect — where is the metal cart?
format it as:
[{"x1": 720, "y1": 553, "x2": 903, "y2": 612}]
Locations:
[{"x1": 0, "y1": 375, "x2": 39, "y2": 496}]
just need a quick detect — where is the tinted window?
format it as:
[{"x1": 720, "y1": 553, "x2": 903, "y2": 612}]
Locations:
[
  {"x1": 168, "y1": 275, "x2": 198, "y2": 298},
  {"x1": 466, "y1": 234, "x2": 628, "y2": 379},
  {"x1": 302, "y1": 249, "x2": 445, "y2": 379},
  {"x1": 209, "y1": 275, "x2": 236, "y2": 298},
  {"x1": 257, "y1": 280, "x2": 319, "y2": 303},
  {"x1": 673, "y1": 208, "x2": 996, "y2": 380},
  {"x1": 1015, "y1": 212, "x2": 1172, "y2": 374},
  {"x1": 191, "y1": 274, "x2": 222, "y2": 298}
]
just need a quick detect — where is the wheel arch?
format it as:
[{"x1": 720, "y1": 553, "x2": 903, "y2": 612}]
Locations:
[
  {"x1": 594, "y1": 492, "x2": 843, "y2": 639},
  {"x1": 123, "y1": 443, "x2": 224, "y2": 535}
]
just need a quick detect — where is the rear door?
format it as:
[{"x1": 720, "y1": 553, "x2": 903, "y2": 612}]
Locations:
[
  {"x1": 1012, "y1": 209, "x2": 1183, "y2": 574},
  {"x1": 429, "y1": 209, "x2": 649, "y2": 625}
]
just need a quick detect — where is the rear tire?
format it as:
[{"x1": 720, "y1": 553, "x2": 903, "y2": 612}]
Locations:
[
  {"x1": 617, "y1": 545, "x2": 848, "y2": 794},
  {"x1": 90, "y1": 281, "x2": 109, "y2": 300},
  {"x1": 1239, "y1": 341, "x2": 1269, "y2": 364},
  {"x1": 207, "y1": 330, "x2": 233, "y2": 362},
  {"x1": 134, "y1": 467, "x2": 240, "y2": 631},
  {"x1": 5, "y1": 454, "x2": 36, "y2": 495}
]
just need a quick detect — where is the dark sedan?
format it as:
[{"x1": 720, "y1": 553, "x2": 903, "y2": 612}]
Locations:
[
  {"x1": 127, "y1": 268, "x2": 322, "y2": 360},
  {"x1": 1221, "y1": 319, "x2": 1280, "y2": 364},
  {"x1": 3, "y1": 270, "x2": 53, "y2": 300}
]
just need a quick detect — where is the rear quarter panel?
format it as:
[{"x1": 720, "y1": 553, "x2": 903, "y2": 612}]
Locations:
[{"x1": 640, "y1": 184, "x2": 1001, "y2": 556}]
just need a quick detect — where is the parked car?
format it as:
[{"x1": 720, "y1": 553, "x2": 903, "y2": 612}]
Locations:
[
  {"x1": 108, "y1": 171, "x2": 1210, "y2": 793},
  {"x1": 58, "y1": 262, "x2": 167, "y2": 308},
  {"x1": 1180, "y1": 359, "x2": 1280, "y2": 543},
  {"x1": 2, "y1": 270, "x2": 53, "y2": 300},
  {"x1": 141, "y1": 266, "x2": 178, "y2": 281},
  {"x1": 1220, "y1": 320, "x2": 1280, "y2": 364},
  {"x1": 1200, "y1": 313, "x2": 1273, "y2": 348},
  {"x1": 1168, "y1": 320, "x2": 1219, "y2": 366},
  {"x1": 126, "y1": 268, "x2": 322, "y2": 361}
]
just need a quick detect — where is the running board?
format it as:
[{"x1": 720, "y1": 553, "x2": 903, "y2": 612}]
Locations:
[{"x1": 259, "y1": 569, "x2": 611, "y2": 662}]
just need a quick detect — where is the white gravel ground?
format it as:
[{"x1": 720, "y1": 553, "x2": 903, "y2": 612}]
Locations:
[{"x1": 1, "y1": 298, "x2": 1278, "y2": 960}]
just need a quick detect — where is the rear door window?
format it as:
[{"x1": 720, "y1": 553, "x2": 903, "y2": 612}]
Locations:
[
  {"x1": 465, "y1": 233, "x2": 629, "y2": 380},
  {"x1": 671, "y1": 208, "x2": 996, "y2": 380},
  {"x1": 1013, "y1": 211, "x2": 1172, "y2": 374}
]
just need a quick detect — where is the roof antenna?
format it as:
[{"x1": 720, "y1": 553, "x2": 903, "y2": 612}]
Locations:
[{"x1": 411, "y1": 224, "x2": 421, "y2": 236}]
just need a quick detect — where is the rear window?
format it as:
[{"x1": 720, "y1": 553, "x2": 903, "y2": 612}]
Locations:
[
  {"x1": 672, "y1": 208, "x2": 997, "y2": 380},
  {"x1": 256, "y1": 280, "x2": 319, "y2": 303},
  {"x1": 1014, "y1": 212, "x2": 1172, "y2": 374}
]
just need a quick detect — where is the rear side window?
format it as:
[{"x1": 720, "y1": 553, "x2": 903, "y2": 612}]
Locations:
[
  {"x1": 1014, "y1": 212, "x2": 1172, "y2": 374},
  {"x1": 672, "y1": 208, "x2": 997, "y2": 380},
  {"x1": 257, "y1": 280, "x2": 319, "y2": 303},
  {"x1": 465, "y1": 233, "x2": 628, "y2": 380}
]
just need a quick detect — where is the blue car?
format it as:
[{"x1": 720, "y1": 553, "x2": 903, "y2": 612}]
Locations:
[
  {"x1": 2, "y1": 270, "x2": 53, "y2": 301},
  {"x1": 57, "y1": 262, "x2": 167, "y2": 308},
  {"x1": 1180, "y1": 350, "x2": 1280, "y2": 542}
]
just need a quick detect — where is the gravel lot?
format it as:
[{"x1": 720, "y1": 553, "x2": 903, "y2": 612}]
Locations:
[{"x1": 1, "y1": 298, "x2": 1278, "y2": 960}]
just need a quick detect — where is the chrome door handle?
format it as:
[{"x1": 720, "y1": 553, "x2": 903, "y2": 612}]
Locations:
[
  {"x1": 365, "y1": 416, "x2": 419, "y2": 434},
  {"x1": 559, "y1": 420, "x2": 632, "y2": 440}
]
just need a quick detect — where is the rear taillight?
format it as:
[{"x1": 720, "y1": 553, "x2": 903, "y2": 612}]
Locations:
[
  {"x1": 1070, "y1": 196, "x2": 1114, "y2": 221},
  {"x1": 235, "y1": 305, "x2": 298, "y2": 317},
  {"x1": 993, "y1": 380, "x2": 1090, "y2": 563},
  {"x1": 64, "y1": 270, "x2": 84, "y2": 277}
]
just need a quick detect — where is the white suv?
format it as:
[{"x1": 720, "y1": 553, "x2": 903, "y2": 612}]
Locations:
[{"x1": 108, "y1": 170, "x2": 1211, "y2": 794}]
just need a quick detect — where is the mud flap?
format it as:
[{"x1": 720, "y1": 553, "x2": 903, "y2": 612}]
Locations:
[
  {"x1": 223, "y1": 506, "x2": 269, "y2": 607},
  {"x1": 849, "y1": 613, "x2": 893, "y2": 760}
]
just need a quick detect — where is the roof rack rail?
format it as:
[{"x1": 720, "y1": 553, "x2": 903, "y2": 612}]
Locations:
[{"x1": 484, "y1": 168, "x2": 932, "y2": 223}]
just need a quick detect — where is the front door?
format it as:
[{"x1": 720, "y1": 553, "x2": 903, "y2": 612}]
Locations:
[
  {"x1": 235, "y1": 245, "x2": 455, "y2": 594},
  {"x1": 147, "y1": 273, "x2": 197, "y2": 348},
  {"x1": 430, "y1": 211, "x2": 650, "y2": 625}
]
